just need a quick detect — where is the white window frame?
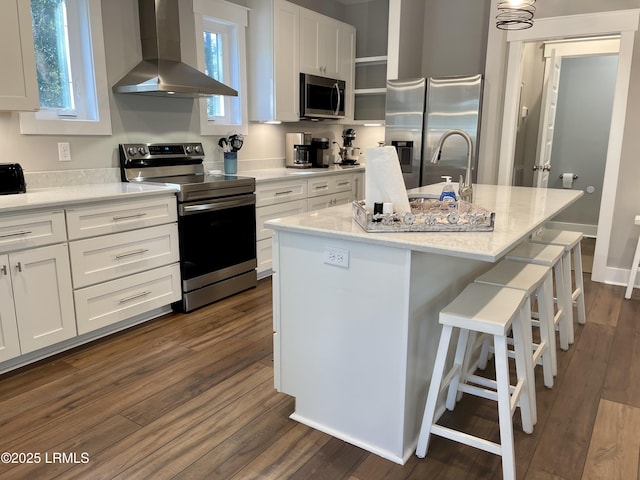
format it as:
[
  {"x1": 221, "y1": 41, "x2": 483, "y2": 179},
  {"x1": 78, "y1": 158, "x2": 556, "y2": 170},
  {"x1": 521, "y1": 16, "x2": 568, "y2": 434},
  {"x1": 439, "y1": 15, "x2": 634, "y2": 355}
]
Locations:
[
  {"x1": 193, "y1": 0, "x2": 248, "y2": 136},
  {"x1": 19, "y1": 0, "x2": 112, "y2": 135}
]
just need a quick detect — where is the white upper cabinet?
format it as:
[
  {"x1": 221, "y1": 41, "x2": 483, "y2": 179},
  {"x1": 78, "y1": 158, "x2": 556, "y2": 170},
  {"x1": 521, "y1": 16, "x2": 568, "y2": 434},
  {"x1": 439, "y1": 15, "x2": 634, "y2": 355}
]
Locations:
[
  {"x1": 247, "y1": 0, "x2": 300, "y2": 122},
  {"x1": 300, "y1": 9, "x2": 340, "y2": 79},
  {"x1": 300, "y1": 9, "x2": 355, "y2": 83},
  {"x1": 247, "y1": 0, "x2": 355, "y2": 123},
  {"x1": 0, "y1": 0, "x2": 39, "y2": 111}
]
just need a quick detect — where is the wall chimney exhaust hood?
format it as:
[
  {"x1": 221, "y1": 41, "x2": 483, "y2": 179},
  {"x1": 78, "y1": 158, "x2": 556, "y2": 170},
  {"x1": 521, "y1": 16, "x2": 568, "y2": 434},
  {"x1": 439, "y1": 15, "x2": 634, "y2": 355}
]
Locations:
[{"x1": 113, "y1": 0, "x2": 237, "y2": 98}]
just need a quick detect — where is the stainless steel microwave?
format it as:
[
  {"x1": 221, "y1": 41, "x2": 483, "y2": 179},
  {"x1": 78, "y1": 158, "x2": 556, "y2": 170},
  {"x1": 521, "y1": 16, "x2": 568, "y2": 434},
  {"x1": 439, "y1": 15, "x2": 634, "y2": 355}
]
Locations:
[{"x1": 300, "y1": 73, "x2": 345, "y2": 120}]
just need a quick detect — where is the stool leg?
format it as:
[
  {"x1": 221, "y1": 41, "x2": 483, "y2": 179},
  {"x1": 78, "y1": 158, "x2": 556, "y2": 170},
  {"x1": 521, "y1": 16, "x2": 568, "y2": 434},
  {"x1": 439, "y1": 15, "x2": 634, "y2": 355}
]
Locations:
[
  {"x1": 561, "y1": 250, "x2": 575, "y2": 344},
  {"x1": 536, "y1": 279, "x2": 554, "y2": 389},
  {"x1": 541, "y1": 273, "x2": 558, "y2": 376},
  {"x1": 494, "y1": 334, "x2": 518, "y2": 480},
  {"x1": 478, "y1": 335, "x2": 491, "y2": 370},
  {"x1": 625, "y1": 237, "x2": 640, "y2": 300},
  {"x1": 514, "y1": 301, "x2": 536, "y2": 430},
  {"x1": 446, "y1": 328, "x2": 470, "y2": 410},
  {"x1": 416, "y1": 325, "x2": 454, "y2": 458},
  {"x1": 573, "y1": 242, "x2": 586, "y2": 324},
  {"x1": 553, "y1": 261, "x2": 570, "y2": 350}
]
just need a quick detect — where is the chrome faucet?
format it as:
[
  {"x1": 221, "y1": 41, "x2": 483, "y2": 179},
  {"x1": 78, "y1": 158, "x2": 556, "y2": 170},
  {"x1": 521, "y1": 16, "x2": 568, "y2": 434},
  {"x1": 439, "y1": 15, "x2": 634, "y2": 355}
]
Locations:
[{"x1": 430, "y1": 129, "x2": 474, "y2": 202}]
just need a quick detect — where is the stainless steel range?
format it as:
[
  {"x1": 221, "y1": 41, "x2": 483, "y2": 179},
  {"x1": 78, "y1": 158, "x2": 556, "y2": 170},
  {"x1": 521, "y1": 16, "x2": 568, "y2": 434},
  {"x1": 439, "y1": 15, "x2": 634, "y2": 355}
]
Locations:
[{"x1": 120, "y1": 142, "x2": 256, "y2": 312}]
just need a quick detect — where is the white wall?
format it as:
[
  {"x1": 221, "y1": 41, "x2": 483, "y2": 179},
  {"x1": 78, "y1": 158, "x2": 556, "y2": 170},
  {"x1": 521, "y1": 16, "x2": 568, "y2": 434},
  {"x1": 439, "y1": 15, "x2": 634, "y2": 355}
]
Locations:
[
  {"x1": 0, "y1": 0, "x2": 384, "y2": 177},
  {"x1": 481, "y1": 0, "x2": 640, "y2": 274}
]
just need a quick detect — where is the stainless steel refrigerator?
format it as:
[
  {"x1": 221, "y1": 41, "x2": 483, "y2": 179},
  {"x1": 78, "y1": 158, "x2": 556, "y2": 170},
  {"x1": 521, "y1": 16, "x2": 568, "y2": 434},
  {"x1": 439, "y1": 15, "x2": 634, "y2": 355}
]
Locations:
[{"x1": 384, "y1": 74, "x2": 483, "y2": 189}]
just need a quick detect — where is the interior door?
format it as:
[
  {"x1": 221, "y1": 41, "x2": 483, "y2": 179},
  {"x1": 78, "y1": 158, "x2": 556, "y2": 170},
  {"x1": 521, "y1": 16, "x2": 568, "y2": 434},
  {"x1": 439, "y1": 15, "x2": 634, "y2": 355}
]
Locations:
[{"x1": 534, "y1": 49, "x2": 561, "y2": 188}]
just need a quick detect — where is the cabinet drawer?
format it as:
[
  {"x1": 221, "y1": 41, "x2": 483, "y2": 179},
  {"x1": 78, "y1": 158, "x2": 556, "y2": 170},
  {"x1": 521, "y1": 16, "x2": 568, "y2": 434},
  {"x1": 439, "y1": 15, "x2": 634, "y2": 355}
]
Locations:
[
  {"x1": 66, "y1": 195, "x2": 177, "y2": 240},
  {"x1": 307, "y1": 174, "x2": 353, "y2": 198},
  {"x1": 307, "y1": 190, "x2": 352, "y2": 212},
  {"x1": 74, "y1": 263, "x2": 181, "y2": 335},
  {"x1": 256, "y1": 180, "x2": 307, "y2": 207},
  {"x1": 0, "y1": 210, "x2": 66, "y2": 253},
  {"x1": 69, "y1": 223, "x2": 179, "y2": 288},
  {"x1": 256, "y1": 199, "x2": 306, "y2": 241}
]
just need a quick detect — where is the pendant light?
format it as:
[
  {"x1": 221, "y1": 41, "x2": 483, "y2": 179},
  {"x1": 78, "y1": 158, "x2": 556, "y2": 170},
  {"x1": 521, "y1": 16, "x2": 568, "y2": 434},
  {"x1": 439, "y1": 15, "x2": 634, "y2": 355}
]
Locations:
[{"x1": 496, "y1": 0, "x2": 536, "y2": 30}]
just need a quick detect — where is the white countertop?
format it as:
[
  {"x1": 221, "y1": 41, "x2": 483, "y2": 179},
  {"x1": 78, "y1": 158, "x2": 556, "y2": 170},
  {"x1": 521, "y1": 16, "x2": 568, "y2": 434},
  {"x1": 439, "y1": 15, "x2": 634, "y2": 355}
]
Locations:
[
  {"x1": 266, "y1": 183, "x2": 583, "y2": 262},
  {"x1": 0, "y1": 183, "x2": 179, "y2": 214}
]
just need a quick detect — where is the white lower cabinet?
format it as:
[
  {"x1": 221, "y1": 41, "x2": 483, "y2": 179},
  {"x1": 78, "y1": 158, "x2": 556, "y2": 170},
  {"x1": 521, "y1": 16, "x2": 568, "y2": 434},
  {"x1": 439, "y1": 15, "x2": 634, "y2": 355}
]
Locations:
[
  {"x1": 74, "y1": 263, "x2": 181, "y2": 335},
  {"x1": 7, "y1": 244, "x2": 76, "y2": 354},
  {"x1": 306, "y1": 174, "x2": 354, "y2": 212},
  {"x1": 307, "y1": 190, "x2": 352, "y2": 211},
  {"x1": 0, "y1": 193, "x2": 180, "y2": 371},
  {"x1": 0, "y1": 254, "x2": 21, "y2": 362},
  {"x1": 256, "y1": 199, "x2": 307, "y2": 276},
  {"x1": 255, "y1": 171, "x2": 362, "y2": 277},
  {"x1": 68, "y1": 196, "x2": 181, "y2": 334},
  {"x1": 69, "y1": 223, "x2": 180, "y2": 289}
]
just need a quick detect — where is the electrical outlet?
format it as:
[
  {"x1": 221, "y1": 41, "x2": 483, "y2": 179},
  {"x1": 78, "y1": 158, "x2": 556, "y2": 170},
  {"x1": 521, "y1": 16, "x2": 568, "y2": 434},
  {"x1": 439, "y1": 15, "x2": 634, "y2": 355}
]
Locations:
[
  {"x1": 58, "y1": 142, "x2": 71, "y2": 162},
  {"x1": 323, "y1": 247, "x2": 349, "y2": 268}
]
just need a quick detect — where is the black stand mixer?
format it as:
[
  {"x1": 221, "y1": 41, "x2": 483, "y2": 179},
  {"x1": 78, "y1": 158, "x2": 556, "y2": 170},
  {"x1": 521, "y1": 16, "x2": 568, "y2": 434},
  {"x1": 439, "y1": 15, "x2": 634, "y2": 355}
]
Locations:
[{"x1": 336, "y1": 128, "x2": 360, "y2": 164}]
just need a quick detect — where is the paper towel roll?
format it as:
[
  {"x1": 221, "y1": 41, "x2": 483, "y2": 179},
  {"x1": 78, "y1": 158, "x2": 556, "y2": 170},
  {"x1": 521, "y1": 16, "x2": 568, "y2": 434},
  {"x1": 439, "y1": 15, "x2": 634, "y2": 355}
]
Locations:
[
  {"x1": 365, "y1": 146, "x2": 411, "y2": 214},
  {"x1": 562, "y1": 173, "x2": 575, "y2": 189}
]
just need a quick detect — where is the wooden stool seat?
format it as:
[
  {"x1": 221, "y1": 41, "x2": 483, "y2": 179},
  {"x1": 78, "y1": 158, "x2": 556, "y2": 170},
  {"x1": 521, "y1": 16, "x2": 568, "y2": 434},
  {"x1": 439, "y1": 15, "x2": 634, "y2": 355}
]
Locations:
[
  {"x1": 625, "y1": 215, "x2": 640, "y2": 300},
  {"x1": 506, "y1": 242, "x2": 573, "y2": 349},
  {"x1": 416, "y1": 283, "x2": 533, "y2": 480},
  {"x1": 530, "y1": 229, "x2": 586, "y2": 326}
]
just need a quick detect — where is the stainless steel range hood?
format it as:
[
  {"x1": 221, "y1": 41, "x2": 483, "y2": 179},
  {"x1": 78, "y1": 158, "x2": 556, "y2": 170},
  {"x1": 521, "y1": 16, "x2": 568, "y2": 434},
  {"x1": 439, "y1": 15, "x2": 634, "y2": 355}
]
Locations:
[{"x1": 113, "y1": 0, "x2": 237, "y2": 98}]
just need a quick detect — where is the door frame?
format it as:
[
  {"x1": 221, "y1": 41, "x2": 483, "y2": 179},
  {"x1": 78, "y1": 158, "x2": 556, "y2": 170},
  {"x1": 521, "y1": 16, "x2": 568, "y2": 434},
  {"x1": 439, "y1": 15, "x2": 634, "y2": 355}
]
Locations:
[{"x1": 496, "y1": 9, "x2": 639, "y2": 283}]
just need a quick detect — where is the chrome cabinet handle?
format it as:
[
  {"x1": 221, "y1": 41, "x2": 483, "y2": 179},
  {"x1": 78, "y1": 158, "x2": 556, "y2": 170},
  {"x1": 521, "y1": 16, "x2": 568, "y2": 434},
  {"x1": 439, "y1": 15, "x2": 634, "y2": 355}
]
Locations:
[
  {"x1": 337, "y1": 181, "x2": 350, "y2": 187},
  {"x1": 0, "y1": 230, "x2": 32, "y2": 238},
  {"x1": 15, "y1": 262, "x2": 22, "y2": 273},
  {"x1": 314, "y1": 185, "x2": 329, "y2": 190},
  {"x1": 275, "y1": 190, "x2": 293, "y2": 196},
  {"x1": 115, "y1": 248, "x2": 149, "y2": 259},
  {"x1": 1, "y1": 265, "x2": 7, "y2": 276},
  {"x1": 119, "y1": 291, "x2": 151, "y2": 304},
  {"x1": 113, "y1": 213, "x2": 147, "y2": 221}
]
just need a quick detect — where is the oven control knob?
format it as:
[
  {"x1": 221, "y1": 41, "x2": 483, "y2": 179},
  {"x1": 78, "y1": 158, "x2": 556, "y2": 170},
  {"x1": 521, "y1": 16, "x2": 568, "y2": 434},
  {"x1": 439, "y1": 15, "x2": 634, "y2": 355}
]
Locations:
[
  {"x1": 138, "y1": 147, "x2": 148, "y2": 155},
  {"x1": 185, "y1": 145, "x2": 193, "y2": 154},
  {"x1": 194, "y1": 145, "x2": 202, "y2": 154},
  {"x1": 127, "y1": 147, "x2": 137, "y2": 156}
]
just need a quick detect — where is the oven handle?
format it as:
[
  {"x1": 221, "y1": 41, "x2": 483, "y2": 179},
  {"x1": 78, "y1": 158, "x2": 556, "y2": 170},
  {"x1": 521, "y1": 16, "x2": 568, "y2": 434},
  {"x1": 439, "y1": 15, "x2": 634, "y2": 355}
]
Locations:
[{"x1": 179, "y1": 194, "x2": 255, "y2": 216}]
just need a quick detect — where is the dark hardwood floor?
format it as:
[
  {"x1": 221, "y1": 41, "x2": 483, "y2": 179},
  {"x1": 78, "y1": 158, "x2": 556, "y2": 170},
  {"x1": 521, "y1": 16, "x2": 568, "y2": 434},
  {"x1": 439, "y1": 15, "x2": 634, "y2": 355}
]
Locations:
[{"x1": 1, "y1": 238, "x2": 638, "y2": 479}]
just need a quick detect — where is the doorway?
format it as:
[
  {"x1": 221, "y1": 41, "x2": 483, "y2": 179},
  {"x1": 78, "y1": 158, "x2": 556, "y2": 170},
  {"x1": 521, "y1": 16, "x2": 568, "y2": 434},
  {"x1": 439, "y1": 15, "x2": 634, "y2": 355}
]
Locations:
[
  {"x1": 496, "y1": 9, "x2": 639, "y2": 283},
  {"x1": 512, "y1": 37, "x2": 620, "y2": 237}
]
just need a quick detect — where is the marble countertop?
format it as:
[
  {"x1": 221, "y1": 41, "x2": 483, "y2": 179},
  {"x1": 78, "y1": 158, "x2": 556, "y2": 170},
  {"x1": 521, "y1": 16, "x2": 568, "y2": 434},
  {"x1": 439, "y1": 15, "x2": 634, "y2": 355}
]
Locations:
[
  {"x1": 0, "y1": 183, "x2": 179, "y2": 214},
  {"x1": 266, "y1": 183, "x2": 583, "y2": 262},
  {"x1": 239, "y1": 164, "x2": 364, "y2": 183}
]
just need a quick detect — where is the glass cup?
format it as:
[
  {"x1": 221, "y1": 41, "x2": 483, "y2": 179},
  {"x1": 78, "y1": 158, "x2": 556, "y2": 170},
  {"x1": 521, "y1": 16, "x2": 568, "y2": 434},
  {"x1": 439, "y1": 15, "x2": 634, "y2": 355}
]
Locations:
[{"x1": 224, "y1": 152, "x2": 238, "y2": 174}]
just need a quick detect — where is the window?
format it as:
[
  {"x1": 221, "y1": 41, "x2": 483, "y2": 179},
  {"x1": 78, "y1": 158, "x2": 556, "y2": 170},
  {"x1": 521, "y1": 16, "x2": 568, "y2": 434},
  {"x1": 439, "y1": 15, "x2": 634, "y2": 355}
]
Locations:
[
  {"x1": 20, "y1": 0, "x2": 111, "y2": 135},
  {"x1": 194, "y1": 0, "x2": 248, "y2": 136}
]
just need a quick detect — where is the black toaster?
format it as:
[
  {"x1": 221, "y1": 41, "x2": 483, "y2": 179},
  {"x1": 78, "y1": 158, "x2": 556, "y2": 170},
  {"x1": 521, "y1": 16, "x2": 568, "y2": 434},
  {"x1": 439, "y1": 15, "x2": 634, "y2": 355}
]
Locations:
[{"x1": 0, "y1": 163, "x2": 27, "y2": 195}]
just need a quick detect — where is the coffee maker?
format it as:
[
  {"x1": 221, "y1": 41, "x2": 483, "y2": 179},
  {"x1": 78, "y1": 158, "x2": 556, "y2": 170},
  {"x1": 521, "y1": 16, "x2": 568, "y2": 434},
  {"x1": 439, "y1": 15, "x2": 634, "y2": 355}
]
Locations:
[
  {"x1": 285, "y1": 132, "x2": 312, "y2": 168},
  {"x1": 310, "y1": 137, "x2": 331, "y2": 168}
]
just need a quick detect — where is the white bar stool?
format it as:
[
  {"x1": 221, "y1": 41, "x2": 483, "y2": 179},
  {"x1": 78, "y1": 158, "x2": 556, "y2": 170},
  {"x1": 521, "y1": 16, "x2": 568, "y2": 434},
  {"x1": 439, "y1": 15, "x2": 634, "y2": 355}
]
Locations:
[
  {"x1": 625, "y1": 215, "x2": 640, "y2": 299},
  {"x1": 506, "y1": 242, "x2": 573, "y2": 349},
  {"x1": 474, "y1": 260, "x2": 556, "y2": 424},
  {"x1": 416, "y1": 283, "x2": 533, "y2": 480},
  {"x1": 530, "y1": 229, "x2": 586, "y2": 326}
]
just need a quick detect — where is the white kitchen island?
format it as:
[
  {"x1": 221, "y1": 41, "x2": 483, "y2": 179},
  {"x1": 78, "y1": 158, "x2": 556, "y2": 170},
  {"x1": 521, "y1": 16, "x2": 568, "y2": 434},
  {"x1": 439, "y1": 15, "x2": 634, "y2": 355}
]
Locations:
[{"x1": 266, "y1": 184, "x2": 582, "y2": 465}]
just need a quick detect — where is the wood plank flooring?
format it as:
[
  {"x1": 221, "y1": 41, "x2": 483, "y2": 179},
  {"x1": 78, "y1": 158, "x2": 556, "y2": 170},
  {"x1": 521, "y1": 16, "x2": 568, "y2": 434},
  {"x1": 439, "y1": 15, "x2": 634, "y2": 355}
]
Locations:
[{"x1": 0, "y1": 241, "x2": 638, "y2": 479}]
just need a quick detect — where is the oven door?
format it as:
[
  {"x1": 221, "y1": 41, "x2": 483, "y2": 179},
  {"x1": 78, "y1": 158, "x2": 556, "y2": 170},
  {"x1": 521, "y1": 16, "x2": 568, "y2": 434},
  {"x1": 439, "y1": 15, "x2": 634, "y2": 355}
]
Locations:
[{"x1": 178, "y1": 193, "x2": 256, "y2": 292}]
